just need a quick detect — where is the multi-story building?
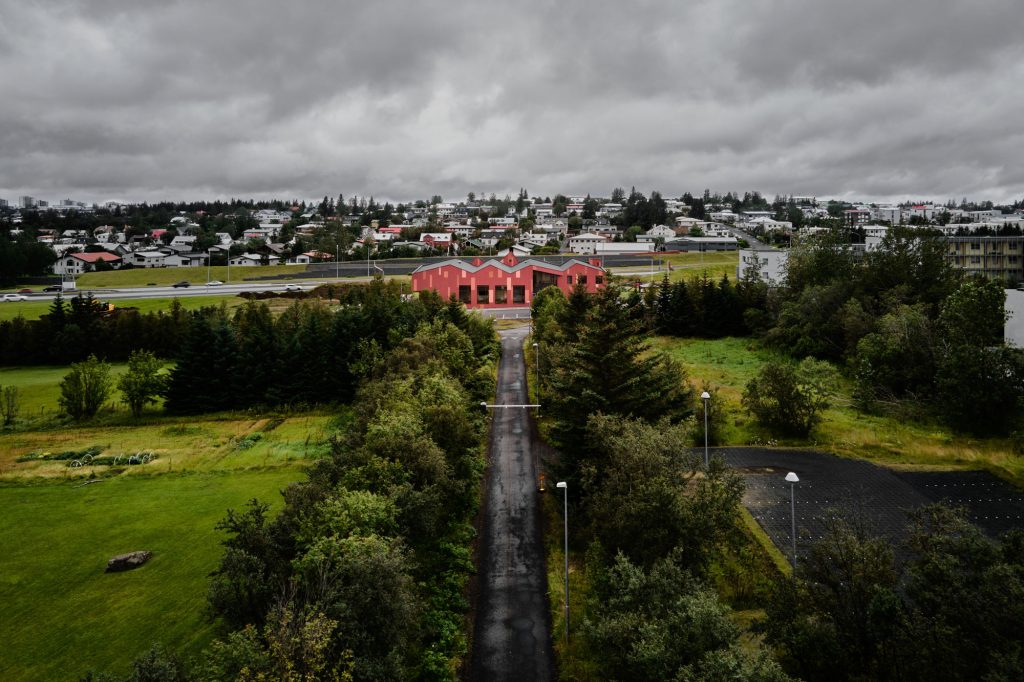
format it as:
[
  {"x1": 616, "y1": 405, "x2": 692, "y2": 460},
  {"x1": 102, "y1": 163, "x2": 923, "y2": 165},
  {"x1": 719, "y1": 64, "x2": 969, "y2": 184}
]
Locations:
[{"x1": 945, "y1": 236, "x2": 1024, "y2": 283}]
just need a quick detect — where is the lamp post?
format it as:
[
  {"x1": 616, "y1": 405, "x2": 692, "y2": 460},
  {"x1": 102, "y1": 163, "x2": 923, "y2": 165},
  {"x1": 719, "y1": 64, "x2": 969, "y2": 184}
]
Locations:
[
  {"x1": 556, "y1": 481, "x2": 569, "y2": 644},
  {"x1": 532, "y1": 341, "x2": 541, "y2": 415},
  {"x1": 701, "y1": 391, "x2": 711, "y2": 469},
  {"x1": 785, "y1": 472, "x2": 799, "y2": 571}
]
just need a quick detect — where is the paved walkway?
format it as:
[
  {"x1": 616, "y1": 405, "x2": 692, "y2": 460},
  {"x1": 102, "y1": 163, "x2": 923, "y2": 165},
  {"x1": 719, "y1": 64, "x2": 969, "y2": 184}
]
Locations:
[{"x1": 469, "y1": 327, "x2": 554, "y2": 682}]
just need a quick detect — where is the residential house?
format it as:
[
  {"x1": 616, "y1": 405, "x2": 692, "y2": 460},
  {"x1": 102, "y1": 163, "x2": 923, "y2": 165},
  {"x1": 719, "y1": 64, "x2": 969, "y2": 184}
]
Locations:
[
  {"x1": 229, "y1": 252, "x2": 281, "y2": 266},
  {"x1": 737, "y1": 247, "x2": 788, "y2": 286},
  {"x1": 53, "y1": 251, "x2": 122, "y2": 276}
]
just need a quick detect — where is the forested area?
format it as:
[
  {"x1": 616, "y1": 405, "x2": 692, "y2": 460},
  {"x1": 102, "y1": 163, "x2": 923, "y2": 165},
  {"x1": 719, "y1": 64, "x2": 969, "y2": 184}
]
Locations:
[
  {"x1": 81, "y1": 287, "x2": 499, "y2": 680},
  {"x1": 644, "y1": 227, "x2": 1024, "y2": 436},
  {"x1": 532, "y1": 276, "x2": 1024, "y2": 680},
  {"x1": 532, "y1": 286, "x2": 791, "y2": 680}
]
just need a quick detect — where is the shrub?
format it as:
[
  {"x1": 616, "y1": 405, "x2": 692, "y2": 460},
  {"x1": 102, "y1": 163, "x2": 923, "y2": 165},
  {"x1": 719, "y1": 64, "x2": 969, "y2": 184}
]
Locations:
[{"x1": 742, "y1": 359, "x2": 834, "y2": 437}]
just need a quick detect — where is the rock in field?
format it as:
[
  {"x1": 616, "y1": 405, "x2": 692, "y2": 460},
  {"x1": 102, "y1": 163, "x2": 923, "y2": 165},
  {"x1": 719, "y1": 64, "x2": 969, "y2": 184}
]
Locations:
[{"x1": 105, "y1": 551, "x2": 152, "y2": 573}]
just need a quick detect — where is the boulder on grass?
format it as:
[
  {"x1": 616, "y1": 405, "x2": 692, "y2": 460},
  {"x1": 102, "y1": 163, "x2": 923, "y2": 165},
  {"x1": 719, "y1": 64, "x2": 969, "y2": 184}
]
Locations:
[{"x1": 106, "y1": 551, "x2": 152, "y2": 573}]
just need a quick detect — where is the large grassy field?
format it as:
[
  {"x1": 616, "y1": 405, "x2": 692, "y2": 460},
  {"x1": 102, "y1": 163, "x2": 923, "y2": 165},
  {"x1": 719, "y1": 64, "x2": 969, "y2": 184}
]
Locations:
[
  {"x1": 654, "y1": 336, "x2": 1024, "y2": 486},
  {"x1": 0, "y1": 295, "x2": 245, "y2": 322},
  {"x1": 608, "y1": 251, "x2": 739, "y2": 284},
  {"x1": 77, "y1": 264, "x2": 314, "y2": 288},
  {"x1": 0, "y1": 363, "x2": 334, "y2": 680},
  {"x1": 0, "y1": 469, "x2": 303, "y2": 681}
]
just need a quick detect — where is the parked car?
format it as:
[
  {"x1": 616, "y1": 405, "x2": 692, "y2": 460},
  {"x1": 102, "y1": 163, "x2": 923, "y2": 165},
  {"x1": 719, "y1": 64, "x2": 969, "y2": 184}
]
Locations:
[
  {"x1": 205, "y1": 280, "x2": 224, "y2": 286},
  {"x1": 17, "y1": 288, "x2": 33, "y2": 294},
  {"x1": 42, "y1": 285, "x2": 63, "y2": 293},
  {"x1": 2, "y1": 294, "x2": 28, "y2": 302},
  {"x1": 171, "y1": 281, "x2": 190, "y2": 288}
]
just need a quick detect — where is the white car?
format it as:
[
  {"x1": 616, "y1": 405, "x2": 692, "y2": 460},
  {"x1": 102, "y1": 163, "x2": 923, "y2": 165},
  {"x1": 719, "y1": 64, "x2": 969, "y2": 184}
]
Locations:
[
  {"x1": 205, "y1": 280, "x2": 224, "y2": 286},
  {"x1": 2, "y1": 294, "x2": 28, "y2": 302},
  {"x1": 284, "y1": 284, "x2": 304, "y2": 292}
]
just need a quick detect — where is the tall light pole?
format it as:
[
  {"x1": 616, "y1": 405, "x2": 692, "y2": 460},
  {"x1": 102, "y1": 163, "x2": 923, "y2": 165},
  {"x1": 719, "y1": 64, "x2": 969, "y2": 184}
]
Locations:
[
  {"x1": 532, "y1": 341, "x2": 541, "y2": 416},
  {"x1": 701, "y1": 391, "x2": 711, "y2": 469},
  {"x1": 335, "y1": 243, "x2": 339, "y2": 280},
  {"x1": 785, "y1": 472, "x2": 800, "y2": 571},
  {"x1": 556, "y1": 481, "x2": 569, "y2": 644}
]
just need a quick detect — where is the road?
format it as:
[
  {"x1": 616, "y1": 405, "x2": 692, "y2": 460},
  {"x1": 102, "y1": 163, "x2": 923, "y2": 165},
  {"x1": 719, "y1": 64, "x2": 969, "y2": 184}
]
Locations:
[{"x1": 470, "y1": 327, "x2": 554, "y2": 682}]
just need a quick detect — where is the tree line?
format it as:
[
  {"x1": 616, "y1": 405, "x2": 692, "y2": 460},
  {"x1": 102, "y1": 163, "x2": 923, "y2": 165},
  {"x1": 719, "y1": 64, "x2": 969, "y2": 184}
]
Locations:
[
  {"x1": 82, "y1": 295, "x2": 498, "y2": 680},
  {"x1": 531, "y1": 284, "x2": 790, "y2": 680},
  {"x1": 531, "y1": 281, "x2": 1024, "y2": 680}
]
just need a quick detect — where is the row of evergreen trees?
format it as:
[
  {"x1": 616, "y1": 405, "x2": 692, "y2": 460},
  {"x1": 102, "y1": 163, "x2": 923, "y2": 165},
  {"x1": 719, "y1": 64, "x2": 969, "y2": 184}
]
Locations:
[
  {"x1": 161, "y1": 282, "x2": 495, "y2": 413},
  {"x1": 648, "y1": 273, "x2": 770, "y2": 338}
]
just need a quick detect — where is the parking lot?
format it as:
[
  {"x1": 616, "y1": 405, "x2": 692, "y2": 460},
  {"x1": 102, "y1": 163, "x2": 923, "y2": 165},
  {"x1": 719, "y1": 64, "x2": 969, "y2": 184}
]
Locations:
[{"x1": 719, "y1": 448, "x2": 1024, "y2": 563}]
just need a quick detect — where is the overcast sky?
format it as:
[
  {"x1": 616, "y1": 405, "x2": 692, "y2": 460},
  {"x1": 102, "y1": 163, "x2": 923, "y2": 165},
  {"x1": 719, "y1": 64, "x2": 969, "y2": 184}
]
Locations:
[{"x1": 2, "y1": 0, "x2": 1022, "y2": 205}]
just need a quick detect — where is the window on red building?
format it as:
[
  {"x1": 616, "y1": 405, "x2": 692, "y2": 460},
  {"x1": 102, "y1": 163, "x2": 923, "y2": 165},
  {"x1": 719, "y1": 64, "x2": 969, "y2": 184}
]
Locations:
[
  {"x1": 477, "y1": 285, "x2": 489, "y2": 304},
  {"x1": 495, "y1": 285, "x2": 507, "y2": 303},
  {"x1": 566, "y1": 275, "x2": 573, "y2": 284},
  {"x1": 579, "y1": 275, "x2": 588, "y2": 286},
  {"x1": 596, "y1": 275, "x2": 603, "y2": 284},
  {"x1": 513, "y1": 285, "x2": 526, "y2": 304},
  {"x1": 459, "y1": 285, "x2": 471, "y2": 304}
]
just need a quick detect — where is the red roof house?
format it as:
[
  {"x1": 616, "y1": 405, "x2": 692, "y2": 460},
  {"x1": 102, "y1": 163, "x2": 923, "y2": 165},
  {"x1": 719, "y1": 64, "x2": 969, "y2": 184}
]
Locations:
[{"x1": 411, "y1": 253, "x2": 605, "y2": 308}]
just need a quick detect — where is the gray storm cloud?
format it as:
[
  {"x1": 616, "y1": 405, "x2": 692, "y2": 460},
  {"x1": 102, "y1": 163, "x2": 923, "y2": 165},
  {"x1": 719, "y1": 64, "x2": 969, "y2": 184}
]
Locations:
[{"x1": 1, "y1": 0, "x2": 1022, "y2": 204}]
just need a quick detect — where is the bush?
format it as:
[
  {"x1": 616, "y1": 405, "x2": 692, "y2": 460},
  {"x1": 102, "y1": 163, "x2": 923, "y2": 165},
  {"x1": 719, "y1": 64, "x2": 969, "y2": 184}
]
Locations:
[
  {"x1": 59, "y1": 355, "x2": 113, "y2": 419},
  {"x1": 742, "y1": 359, "x2": 834, "y2": 437}
]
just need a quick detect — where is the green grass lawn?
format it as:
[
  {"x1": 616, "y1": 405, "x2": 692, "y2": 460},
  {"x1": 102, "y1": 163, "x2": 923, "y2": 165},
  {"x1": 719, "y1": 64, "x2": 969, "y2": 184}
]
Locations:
[
  {"x1": 654, "y1": 335, "x2": 1024, "y2": 486},
  {"x1": 0, "y1": 364, "x2": 129, "y2": 415},
  {"x1": 77, "y1": 264, "x2": 314, "y2": 289},
  {"x1": 0, "y1": 295, "x2": 245, "y2": 322},
  {"x1": 608, "y1": 251, "x2": 739, "y2": 284},
  {"x1": 0, "y1": 468, "x2": 303, "y2": 681}
]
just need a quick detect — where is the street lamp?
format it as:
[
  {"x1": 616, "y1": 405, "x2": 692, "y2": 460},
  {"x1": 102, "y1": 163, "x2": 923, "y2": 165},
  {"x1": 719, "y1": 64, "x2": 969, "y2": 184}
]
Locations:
[
  {"x1": 785, "y1": 472, "x2": 799, "y2": 571},
  {"x1": 556, "y1": 481, "x2": 569, "y2": 644},
  {"x1": 701, "y1": 391, "x2": 711, "y2": 469},
  {"x1": 532, "y1": 341, "x2": 541, "y2": 415}
]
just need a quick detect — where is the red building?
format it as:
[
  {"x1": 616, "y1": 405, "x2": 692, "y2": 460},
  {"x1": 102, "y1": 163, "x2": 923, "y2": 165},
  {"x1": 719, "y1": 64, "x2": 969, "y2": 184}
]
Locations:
[{"x1": 411, "y1": 254, "x2": 606, "y2": 308}]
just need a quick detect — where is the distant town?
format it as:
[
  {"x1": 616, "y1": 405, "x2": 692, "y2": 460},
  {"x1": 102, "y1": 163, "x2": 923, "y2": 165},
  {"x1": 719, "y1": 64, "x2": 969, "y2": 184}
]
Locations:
[{"x1": 3, "y1": 190, "x2": 1024, "y2": 287}]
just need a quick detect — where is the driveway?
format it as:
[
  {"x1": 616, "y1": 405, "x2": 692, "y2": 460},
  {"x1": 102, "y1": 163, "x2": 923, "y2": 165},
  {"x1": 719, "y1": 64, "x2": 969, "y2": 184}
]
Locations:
[{"x1": 469, "y1": 327, "x2": 554, "y2": 681}]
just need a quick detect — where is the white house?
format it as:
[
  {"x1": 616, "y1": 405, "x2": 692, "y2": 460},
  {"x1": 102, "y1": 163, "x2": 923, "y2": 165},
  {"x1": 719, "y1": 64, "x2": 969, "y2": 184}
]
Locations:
[
  {"x1": 163, "y1": 252, "x2": 209, "y2": 267},
  {"x1": 737, "y1": 248, "x2": 788, "y2": 286},
  {"x1": 53, "y1": 251, "x2": 122, "y2": 275},
  {"x1": 230, "y1": 252, "x2": 281, "y2": 266},
  {"x1": 168, "y1": 235, "x2": 198, "y2": 252},
  {"x1": 637, "y1": 224, "x2": 677, "y2": 243},
  {"x1": 568, "y1": 233, "x2": 609, "y2": 254},
  {"x1": 131, "y1": 249, "x2": 170, "y2": 268}
]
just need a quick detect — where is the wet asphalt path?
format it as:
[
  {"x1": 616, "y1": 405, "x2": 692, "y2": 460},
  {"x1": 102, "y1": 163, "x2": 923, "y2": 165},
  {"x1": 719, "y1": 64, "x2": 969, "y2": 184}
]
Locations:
[{"x1": 469, "y1": 327, "x2": 554, "y2": 682}]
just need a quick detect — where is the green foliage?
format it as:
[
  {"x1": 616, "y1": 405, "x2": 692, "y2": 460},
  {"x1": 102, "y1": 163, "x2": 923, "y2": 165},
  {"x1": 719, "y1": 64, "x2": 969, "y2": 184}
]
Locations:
[
  {"x1": 853, "y1": 304, "x2": 936, "y2": 405},
  {"x1": 583, "y1": 416, "x2": 744, "y2": 573},
  {"x1": 742, "y1": 358, "x2": 835, "y2": 437},
  {"x1": 938, "y1": 277, "x2": 1007, "y2": 347},
  {"x1": 0, "y1": 383, "x2": 18, "y2": 425},
  {"x1": 59, "y1": 354, "x2": 113, "y2": 419},
  {"x1": 583, "y1": 552, "x2": 788, "y2": 682},
  {"x1": 765, "y1": 506, "x2": 1024, "y2": 682},
  {"x1": 544, "y1": 285, "x2": 696, "y2": 483},
  {"x1": 204, "y1": 309, "x2": 496, "y2": 679},
  {"x1": 117, "y1": 350, "x2": 166, "y2": 418}
]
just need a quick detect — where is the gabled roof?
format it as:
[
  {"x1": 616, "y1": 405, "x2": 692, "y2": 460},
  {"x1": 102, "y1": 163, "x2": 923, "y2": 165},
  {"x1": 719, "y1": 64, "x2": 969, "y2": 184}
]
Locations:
[
  {"x1": 69, "y1": 251, "x2": 121, "y2": 263},
  {"x1": 412, "y1": 255, "x2": 603, "y2": 277}
]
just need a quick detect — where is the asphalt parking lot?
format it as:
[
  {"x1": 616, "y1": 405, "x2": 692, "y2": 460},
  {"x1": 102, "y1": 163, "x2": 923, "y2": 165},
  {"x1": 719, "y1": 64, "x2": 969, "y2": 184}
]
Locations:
[{"x1": 718, "y1": 448, "x2": 1024, "y2": 563}]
